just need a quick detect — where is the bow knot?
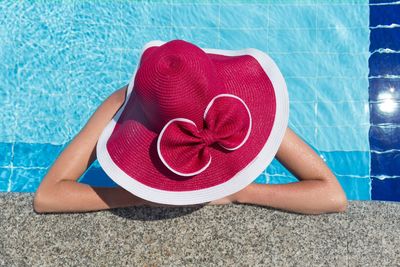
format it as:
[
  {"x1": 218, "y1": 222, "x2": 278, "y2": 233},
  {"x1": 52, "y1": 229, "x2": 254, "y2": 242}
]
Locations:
[
  {"x1": 200, "y1": 128, "x2": 216, "y2": 146},
  {"x1": 157, "y1": 94, "x2": 252, "y2": 177}
]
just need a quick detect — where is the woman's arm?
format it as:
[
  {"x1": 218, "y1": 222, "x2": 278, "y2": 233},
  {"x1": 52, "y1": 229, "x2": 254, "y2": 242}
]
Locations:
[
  {"x1": 231, "y1": 127, "x2": 348, "y2": 215},
  {"x1": 33, "y1": 84, "x2": 153, "y2": 213}
]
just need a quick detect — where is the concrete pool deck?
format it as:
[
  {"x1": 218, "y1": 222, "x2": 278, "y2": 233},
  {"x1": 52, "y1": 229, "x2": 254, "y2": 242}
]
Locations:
[{"x1": 1, "y1": 193, "x2": 399, "y2": 266}]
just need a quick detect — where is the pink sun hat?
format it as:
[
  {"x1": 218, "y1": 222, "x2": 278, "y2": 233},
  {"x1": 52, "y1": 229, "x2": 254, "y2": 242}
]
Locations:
[{"x1": 96, "y1": 39, "x2": 289, "y2": 206}]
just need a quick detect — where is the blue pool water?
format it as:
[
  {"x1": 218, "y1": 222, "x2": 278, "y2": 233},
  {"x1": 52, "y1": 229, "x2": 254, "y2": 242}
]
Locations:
[{"x1": 0, "y1": 0, "x2": 398, "y2": 201}]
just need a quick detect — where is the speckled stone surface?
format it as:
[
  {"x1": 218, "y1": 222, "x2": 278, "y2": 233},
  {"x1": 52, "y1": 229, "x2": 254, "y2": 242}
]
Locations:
[{"x1": 1, "y1": 193, "x2": 399, "y2": 266}]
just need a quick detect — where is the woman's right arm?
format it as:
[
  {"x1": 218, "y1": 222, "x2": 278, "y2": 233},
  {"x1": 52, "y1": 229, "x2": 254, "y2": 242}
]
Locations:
[
  {"x1": 33, "y1": 84, "x2": 152, "y2": 213},
  {"x1": 232, "y1": 127, "x2": 348, "y2": 215}
]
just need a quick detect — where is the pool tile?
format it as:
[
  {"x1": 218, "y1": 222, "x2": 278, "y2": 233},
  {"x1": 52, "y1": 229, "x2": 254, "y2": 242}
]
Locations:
[
  {"x1": 119, "y1": 2, "x2": 155, "y2": 27},
  {"x1": 370, "y1": 28, "x2": 400, "y2": 51},
  {"x1": 13, "y1": 143, "x2": 64, "y2": 168},
  {"x1": 124, "y1": 26, "x2": 172, "y2": 50},
  {"x1": 0, "y1": 112, "x2": 16, "y2": 144},
  {"x1": 174, "y1": 3, "x2": 219, "y2": 27},
  {"x1": 268, "y1": 28, "x2": 317, "y2": 53},
  {"x1": 318, "y1": 53, "x2": 369, "y2": 78},
  {"x1": 266, "y1": 158, "x2": 293, "y2": 176},
  {"x1": 15, "y1": 116, "x2": 70, "y2": 144},
  {"x1": 219, "y1": 28, "x2": 268, "y2": 50},
  {"x1": 0, "y1": 67, "x2": 17, "y2": 143},
  {"x1": 0, "y1": 142, "x2": 13, "y2": 167},
  {"x1": 0, "y1": 1, "x2": 23, "y2": 41},
  {"x1": 78, "y1": 166, "x2": 118, "y2": 187},
  {"x1": 371, "y1": 151, "x2": 400, "y2": 176},
  {"x1": 317, "y1": 28, "x2": 370, "y2": 53},
  {"x1": 253, "y1": 172, "x2": 267, "y2": 184},
  {"x1": 0, "y1": 65, "x2": 18, "y2": 94},
  {"x1": 17, "y1": 41, "x2": 72, "y2": 71},
  {"x1": 369, "y1": 53, "x2": 400, "y2": 76},
  {"x1": 369, "y1": 125, "x2": 400, "y2": 151},
  {"x1": 0, "y1": 167, "x2": 11, "y2": 192},
  {"x1": 317, "y1": 4, "x2": 369, "y2": 29},
  {"x1": 269, "y1": 52, "x2": 318, "y2": 78},
  {"x1": 369, "y1": 0, "x2": 400, "y2": 201},
  {"x1": 19, "y1": 11, "x2": 73, "y2": 60},
  {"x1": 320, "y1": 151, "x2": 370, "y2": 177},
  {"x1": 370, "y1": 0, "x2": 399, "y2": 3},
  {"x1": 289, "y1": 101, "x2": 316, "y2": 127},
  {"x1": 369, "y1": 3, "x2": 400, "y2": 27},
  {"x1": 18, "y1": 15, "x2": 73, "y2": 47},
  {"x1": 316, "y1": 126, "x2": 370, "y2": 151},
  {"x1": 171, "y1": 27, "x2": 219, "y2": 48},
  {"x1": 14, "y1": 90, "x2": 72, "y2": 120},
  {"x1": 371, "y1": 177, "x2": 400, "y2": 201},
  {"x1": 269, "y1": 4, "x2": 317, "y2": 29},
  {"x1": 317, "y1": 101, "x2": 369, "y2": 127},
  {"x1": 0, "y1": 41, "x2": 19, "y2": 69},
  {"x1": 369, "y1": 78, "x2": 400, "y2": 102},
  {"x1": 317, "y1": 77, "x2": 369, "y2": 102},
  {"x1": 71, "y1": 23, "x2": 127, "y2": 51},
  {"x1": 337, "y1": 176, "x2": 371, "y2": 201},
  {"x1": 10, "y1": 167, "x2": 47, "y2": 192},
  {"x1": 19, "y1": 0, "x2": 74, "y2": 26},
  {"x1": 370, "y1": 102, "x2": 400, "y2": 125},
  {"x1": 285, "y1": 77, "x2": 317, "y2": 102},
  {"x1": 17, "y1": 69, "x2": 69, "y2": 95},
  {"x1": 119, "y1": 49, "x2": 140, "y2": 75},
  {"x1": 142, "y1": 27, "x2": 173, "y2": 47},
  {"x1": 70, "y1": 45, "x2": 122, "y2": 73},
  {"x1": 66, "y1": 70, "x2": 121, "y2": 98},
  {"x1": 74, "y1": 1, "x2": 125, "y2": 26},
  {"x1": 219, "y1": 4, "x2": 268, "y2": 29}
]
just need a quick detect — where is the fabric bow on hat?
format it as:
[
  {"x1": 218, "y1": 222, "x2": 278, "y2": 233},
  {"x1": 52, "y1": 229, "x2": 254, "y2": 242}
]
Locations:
[{"x1": 157, "y1": 94, "x2": 252, "y2": 176}]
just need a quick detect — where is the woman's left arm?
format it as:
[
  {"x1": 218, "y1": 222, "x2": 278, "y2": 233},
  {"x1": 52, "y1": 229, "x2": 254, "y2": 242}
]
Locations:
[{"x1": 231, "y1": 127, "x2": 348, "y2": 215}]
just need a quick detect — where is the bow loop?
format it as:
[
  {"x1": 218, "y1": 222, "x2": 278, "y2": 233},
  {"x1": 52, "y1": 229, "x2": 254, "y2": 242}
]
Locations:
[{"x1": 157, "y1": 94, "x2": 252, "y2": 176}]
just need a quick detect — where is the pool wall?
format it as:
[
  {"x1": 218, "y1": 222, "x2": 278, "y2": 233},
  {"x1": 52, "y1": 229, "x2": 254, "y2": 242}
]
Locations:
[
  {"x1": 368, "y1": 0, "x2": 400, "y2": 201},
  {"x1": 0, "y1": 0, "x2": 398, "y2": 201}
]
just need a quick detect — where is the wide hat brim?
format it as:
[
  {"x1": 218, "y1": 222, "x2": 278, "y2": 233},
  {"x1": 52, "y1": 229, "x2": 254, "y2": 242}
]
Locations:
[{"x1": 96, "y1": 40, "x2": 289, "y2": 206}]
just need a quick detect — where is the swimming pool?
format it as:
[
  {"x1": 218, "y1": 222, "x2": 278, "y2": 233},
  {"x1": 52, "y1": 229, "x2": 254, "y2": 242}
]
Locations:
[{"x1": 0, "y1": 0, "x2": 398, "y2": 201}]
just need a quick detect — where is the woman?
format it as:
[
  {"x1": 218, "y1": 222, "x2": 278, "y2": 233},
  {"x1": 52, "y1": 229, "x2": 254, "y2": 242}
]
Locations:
[{"x1": 33, "y1": 40, "x2": 348, "y2": 215}]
